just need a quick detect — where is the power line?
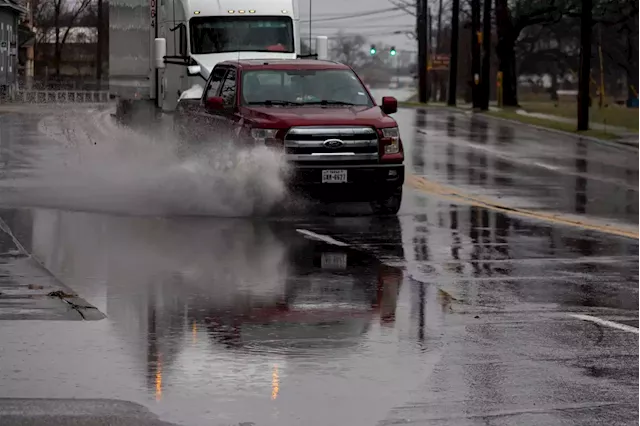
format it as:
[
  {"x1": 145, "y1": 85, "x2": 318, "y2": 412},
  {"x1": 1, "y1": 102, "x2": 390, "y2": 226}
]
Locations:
[
  {"x1": 313, "y1": 23, "x2": 413, "y2": 29},
  {"x1": 312, "y1": 13, "x2": 410, "y2": 27},
  {"x1": 300, "y1": 7, "x2": 400, "y2": 23},
  {"x1": 301, "y1": 29, "x2": 414, "y2": 38}
]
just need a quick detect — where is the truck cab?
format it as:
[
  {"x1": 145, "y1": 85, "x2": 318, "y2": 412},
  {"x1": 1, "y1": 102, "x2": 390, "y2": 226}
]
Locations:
[
  {"x1": 175, "y1": 59, "x2": 405, "y2": 215},
  {"x1": 153, "y1": 0, "x2": 304, "y2": 112}
]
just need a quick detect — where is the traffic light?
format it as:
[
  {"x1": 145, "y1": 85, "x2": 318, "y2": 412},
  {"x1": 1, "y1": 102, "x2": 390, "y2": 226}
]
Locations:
[
  {"x1": 390, "y1": 46, "x2": 396, "y2": 56},
  {"x1": 369, "y1": 44, "x2": 376, "y2": 55}
]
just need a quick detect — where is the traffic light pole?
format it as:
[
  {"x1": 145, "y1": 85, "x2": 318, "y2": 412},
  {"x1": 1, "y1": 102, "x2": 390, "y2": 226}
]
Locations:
[
  {"x1": 447, "y1": 0, "x2": 460, "y2": 106},
  {"x1": 417, "y1": 0, "x2": 428, "y2": 103}
]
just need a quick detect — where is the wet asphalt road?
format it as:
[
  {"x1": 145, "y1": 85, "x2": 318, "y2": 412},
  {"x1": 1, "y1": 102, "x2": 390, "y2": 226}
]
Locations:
[{"x1": 0, "y1": 102, "x2": 638, "y2": 426}]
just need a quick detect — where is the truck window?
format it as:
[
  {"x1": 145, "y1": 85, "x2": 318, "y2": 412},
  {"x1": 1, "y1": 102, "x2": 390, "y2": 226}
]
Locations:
[
  {"x1": 219, "y1": 69, "x2": 237, "y2": 108},
  {"x1": 205, "y1": 67, "x2": 228, "y2": 99},
  {"x1": 190, "y1": 16, "x2": 294, "y2": 54}
]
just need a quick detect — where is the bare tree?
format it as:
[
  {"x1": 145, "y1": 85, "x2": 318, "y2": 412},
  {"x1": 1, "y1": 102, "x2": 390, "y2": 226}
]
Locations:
[
  {"x1": 330, "y1": 33, "x2": 369, "y2": 67},
  {"x1": 33, "y1": 0, "x2": 93, "y2": 76},
  {"x1": 387, "y1": 0, "x2": 417, "y2": 16}
]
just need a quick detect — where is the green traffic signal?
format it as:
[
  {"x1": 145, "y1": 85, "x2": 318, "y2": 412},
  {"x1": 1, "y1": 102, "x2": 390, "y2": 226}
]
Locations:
[
  {"x1": 390, "y1": 47, "x2": 396, "y2": 56},
  {"x1": 370, "y1": 45, "x2": 376, "y2": 55}
]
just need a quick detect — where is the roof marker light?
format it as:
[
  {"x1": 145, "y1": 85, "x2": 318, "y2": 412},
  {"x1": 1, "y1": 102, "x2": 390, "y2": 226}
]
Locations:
[
  {"x1": 238, "y1": 9, "x2": 245, "y2": 13},
  {"x1": 281, "y1": 9, "x2": 288, "y2": 13},
  {"x1": 193, "y1": 10, "x2": 200, "y2": 14},
  {"x1": 248, "y1": 9, "x2": 256, "y2": 13},
  {"x1": 227, "y1": 9, "x2": 234, "y2": 13}
]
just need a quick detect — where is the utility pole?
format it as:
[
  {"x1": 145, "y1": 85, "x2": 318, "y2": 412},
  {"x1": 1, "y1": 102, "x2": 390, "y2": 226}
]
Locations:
[
  {"x1": 577, "y1": 0, "x2": 592, "y2": 131},
  {"x1": 471, "y1": 0, "x2": 481, "y2": 108},
  {"x1": 25, "y1": 0, "x2": 35, "y2": 89},
  {"x1": 480, "y1": 0, "x2": 492, "y2": 110},
  {"x1": 417, "y1": 0, "x2": 428, "y2": 103},
  {"x1": 309, "y1": 0, "x2": 312, "y2": 54},
  {"x1": 436, "y1": 0, "x2": 444, "y2": 101},
  {"x1": 426, "y1": 8, "x2": 432, "y2": 100},
  {"x1": 447, "y1": 0, "x2": 459, "y2": 106},
  {"x1": 97, "y1": 0, "x2": 103, "y2": 89}
]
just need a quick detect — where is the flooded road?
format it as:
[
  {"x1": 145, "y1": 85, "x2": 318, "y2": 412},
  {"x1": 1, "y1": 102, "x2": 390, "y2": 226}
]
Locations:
[{"x1": 0, "y1": 105, "x2": 637, "y2": 426}]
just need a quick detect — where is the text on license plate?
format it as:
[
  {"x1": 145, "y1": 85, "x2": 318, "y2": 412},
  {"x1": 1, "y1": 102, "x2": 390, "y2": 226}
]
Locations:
[
  {"x1": 321, "y1": 252, "x2": 348, "y2": 269},
  {"x1": 322, "y1": 169, "x2": 347, "y2": 183}
]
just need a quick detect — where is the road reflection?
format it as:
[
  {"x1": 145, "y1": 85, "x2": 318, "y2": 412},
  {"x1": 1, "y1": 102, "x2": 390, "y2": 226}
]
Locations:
[
  {"x1": 411, "y1": 109, "x2": 427, "y2": 175},
  {"x1": 1, "y1": 208, "x2": 404, "y2": 401},
  {"x1": 402, "y1": 193, "x2": 638, "y2": 313}
]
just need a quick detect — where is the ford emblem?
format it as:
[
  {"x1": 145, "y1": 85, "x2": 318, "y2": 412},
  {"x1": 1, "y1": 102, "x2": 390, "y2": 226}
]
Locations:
[{"x1": 323, "y1": 138, "x2": 344, "y2": 148}]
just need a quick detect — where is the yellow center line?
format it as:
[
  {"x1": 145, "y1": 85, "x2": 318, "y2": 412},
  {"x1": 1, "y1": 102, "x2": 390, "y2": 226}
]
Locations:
[{"x1": 406, "y1": 175, "x2": 639, "y2": 240}]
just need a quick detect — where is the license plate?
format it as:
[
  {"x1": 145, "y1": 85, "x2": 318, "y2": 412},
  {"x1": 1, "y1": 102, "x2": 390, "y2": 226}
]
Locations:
[
  {"x1": 321, "y1": 252, "x2": 347, "y2": 270},
  {"x1": 322, "y1": 169, "x2": 347, "y2": 183}
]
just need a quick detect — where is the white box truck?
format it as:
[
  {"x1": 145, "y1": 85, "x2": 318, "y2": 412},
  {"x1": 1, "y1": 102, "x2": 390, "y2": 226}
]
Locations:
[{"x1": 109, "y1": 0, "x2": 328, "y2": 117}]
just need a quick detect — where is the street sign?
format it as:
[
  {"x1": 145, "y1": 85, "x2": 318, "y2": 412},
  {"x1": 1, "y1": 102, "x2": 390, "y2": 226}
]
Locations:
[{"x1": 428, "y1": 54, "x2": 450, "y2": 71}]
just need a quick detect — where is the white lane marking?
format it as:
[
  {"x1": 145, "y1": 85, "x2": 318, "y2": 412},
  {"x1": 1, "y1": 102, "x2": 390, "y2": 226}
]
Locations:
[
  {"x1": 0, "y1": 217, "x2": 29, "y2": 255},
  {"x1": 418, "y1": 129, "x2": 564, "y2": 171},
  {"x1": 295, "y1": 229, "x2": 349, "y2": 247},
  {"x1": 533, "y1": 161, "x2": 561, "y2": 171},
  {"x1": 569, "y1": 314, "x2": 639, "y2": 334}
]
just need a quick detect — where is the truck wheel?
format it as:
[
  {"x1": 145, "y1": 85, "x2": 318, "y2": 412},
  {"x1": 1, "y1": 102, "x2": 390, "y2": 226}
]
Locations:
[{"x1": 370, "y1": 188, "x2": 402, "y2": 215}]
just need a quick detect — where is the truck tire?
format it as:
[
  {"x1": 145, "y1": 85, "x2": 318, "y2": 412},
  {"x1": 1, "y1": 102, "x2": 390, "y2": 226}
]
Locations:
[{"x1": 370, "y1": 188, "x2": 402, "y2": 215}]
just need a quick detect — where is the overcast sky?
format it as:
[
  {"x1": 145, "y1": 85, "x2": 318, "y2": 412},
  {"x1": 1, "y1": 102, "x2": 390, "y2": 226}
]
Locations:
[{"x1": 302, "y1": 0, "x2": 417, "y2": 53}]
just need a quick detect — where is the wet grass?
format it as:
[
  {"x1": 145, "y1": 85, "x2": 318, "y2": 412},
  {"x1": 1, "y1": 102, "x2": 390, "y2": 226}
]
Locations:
[
  {"x1": 519, "y1": 101, "x2": 639, "y2": 132},
  {"x1": 486, "y1": 109, "x2": 621, "y2": 140}
]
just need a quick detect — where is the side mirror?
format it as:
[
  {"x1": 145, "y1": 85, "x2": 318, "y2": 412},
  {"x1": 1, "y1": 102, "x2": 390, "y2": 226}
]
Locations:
[
  {"x1": 205, "y1": 96, "x2": 224, "y2": 111},
  {"x1": 187, "y1": 65, "x2": 201, "y2": 77},
  {"x1": 381, "y1": 96, "x2": 398, "y2": 115},
  {"x1": 153, "y1": 38, "x2": 166, "y2": 69}
]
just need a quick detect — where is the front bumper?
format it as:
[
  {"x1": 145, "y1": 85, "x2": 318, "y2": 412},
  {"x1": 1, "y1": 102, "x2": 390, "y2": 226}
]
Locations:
[{"x1": 288, "y1": 163, "x2": 405, "y2": 201}]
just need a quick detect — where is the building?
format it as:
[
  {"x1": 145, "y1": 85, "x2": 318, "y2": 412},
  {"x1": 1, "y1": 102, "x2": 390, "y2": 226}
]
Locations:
[{"x1": 0, "y1": 0, "x2": 24, "y2": 97}]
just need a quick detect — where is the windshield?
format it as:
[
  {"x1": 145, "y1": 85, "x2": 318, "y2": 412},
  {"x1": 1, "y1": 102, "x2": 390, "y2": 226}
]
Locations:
[
  {"x1": 190, "y1": 16, "x2": 294, "y2": 54},
  {"x1": 241, "y1": 69, "x2": 374, "y2": 106}
]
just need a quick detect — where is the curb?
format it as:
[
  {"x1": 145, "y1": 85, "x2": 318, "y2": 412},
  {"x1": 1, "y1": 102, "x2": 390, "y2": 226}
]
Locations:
[{"x1": 0, "y1": 215, "x2": 105, "y2": 321}]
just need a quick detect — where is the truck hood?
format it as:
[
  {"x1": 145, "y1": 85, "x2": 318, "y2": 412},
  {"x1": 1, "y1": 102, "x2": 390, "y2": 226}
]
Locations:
[
  {"x1": 241, "y1": 105, "x2": 397, "y2": 128},
  {"x1": 191, "y1": 52, "x2": 297, "y2": 79}
]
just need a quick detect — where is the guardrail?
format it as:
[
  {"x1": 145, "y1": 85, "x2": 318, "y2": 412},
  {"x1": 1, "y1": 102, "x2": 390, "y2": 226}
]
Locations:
[{"x1": 10, "y1": 90, "x2": 112, "y2": 103}]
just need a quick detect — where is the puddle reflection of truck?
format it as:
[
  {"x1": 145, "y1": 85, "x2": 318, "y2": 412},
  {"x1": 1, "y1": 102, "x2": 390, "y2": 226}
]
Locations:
[{"x1": 191, "y1": 238, "x2": 403, "y2": 350}]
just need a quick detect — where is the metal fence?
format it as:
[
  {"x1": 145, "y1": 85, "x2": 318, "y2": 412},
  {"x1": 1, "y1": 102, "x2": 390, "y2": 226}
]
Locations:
[{"x1": 7, "y1": 89, "x2": 112, "y2": 103}]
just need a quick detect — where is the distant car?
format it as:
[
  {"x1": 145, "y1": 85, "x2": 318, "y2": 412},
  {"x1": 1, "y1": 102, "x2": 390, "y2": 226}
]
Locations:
[{"x1": 175, "y1": 59, "x2": 405, "y2": 215}]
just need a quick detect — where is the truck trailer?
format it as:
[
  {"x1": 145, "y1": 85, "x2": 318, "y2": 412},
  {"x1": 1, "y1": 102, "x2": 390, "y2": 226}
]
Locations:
[{"x1": 109, "y1": 0, "x2": 328, "y2": 115}]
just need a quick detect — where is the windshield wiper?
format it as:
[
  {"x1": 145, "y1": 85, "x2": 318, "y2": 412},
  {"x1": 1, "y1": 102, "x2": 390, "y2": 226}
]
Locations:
[
  {"x1": 247, "y1": 100, "x2": 302, "y2": 106},
  {"x1": 304, "y1": 100, "x2": 358, "y2": 106}
]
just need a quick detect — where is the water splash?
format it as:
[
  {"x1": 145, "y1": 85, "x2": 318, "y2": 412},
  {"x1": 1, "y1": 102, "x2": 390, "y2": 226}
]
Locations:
[{"x1": 0, "y1": 107, "x2": 290, "y2": 217}]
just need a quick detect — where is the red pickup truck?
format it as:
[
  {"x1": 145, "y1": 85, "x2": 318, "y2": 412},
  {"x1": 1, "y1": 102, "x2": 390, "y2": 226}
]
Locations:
[{"x1": 175, "y1": 59, "x2": 405, "y2": 214}]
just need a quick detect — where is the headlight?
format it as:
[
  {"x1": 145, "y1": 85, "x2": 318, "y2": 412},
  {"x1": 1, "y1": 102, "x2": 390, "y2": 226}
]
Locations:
[
  {"x1": 250, "y1": 128, "x2": 279, "y2": 143},
  {"x1": 381, "y1": 127, "x2": 400, "y2": 154}
]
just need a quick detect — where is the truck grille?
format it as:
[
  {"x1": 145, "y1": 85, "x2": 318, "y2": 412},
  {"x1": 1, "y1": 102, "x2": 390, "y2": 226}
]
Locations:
[{"x1": 284, "y1": 126, "x2": 379, "y2": 163}]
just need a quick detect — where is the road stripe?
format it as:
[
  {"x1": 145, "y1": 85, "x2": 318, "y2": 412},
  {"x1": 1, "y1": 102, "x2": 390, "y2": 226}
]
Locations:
[
  {"x1": 0, "y1": 217, "x2": 29, "y2": 255},
  {"x1": 296, "y1": 229, "x2": 349, "y2": 246},
  {"x1": 406, "y1": 175, "x2": 639, "y2": 239},
  {"x1": 569, "y1": 314, "x2": 639, "y2": 334}
]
